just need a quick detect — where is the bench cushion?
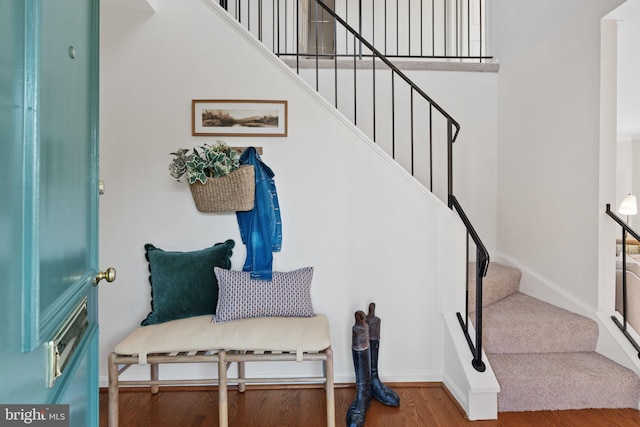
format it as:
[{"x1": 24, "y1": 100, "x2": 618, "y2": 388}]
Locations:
[{"x1": 115, "y1": 314, "x2": 330, "y2": 364}]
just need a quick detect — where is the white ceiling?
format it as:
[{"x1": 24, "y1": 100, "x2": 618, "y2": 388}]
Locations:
[{"x1": 610, "y1": 0, "x2": 640, "y2": 139}]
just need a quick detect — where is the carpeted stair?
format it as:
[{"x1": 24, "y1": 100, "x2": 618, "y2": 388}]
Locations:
[{"x1": 470, "y1": 262, "x2": 640, "y2": 412}]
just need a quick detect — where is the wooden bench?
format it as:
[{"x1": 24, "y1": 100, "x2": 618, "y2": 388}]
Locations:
[{"x1": 107, "y1": 314, "x2": 335, "y2": 427}]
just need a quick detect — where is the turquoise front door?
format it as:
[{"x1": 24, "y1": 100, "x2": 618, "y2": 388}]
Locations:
[{"x1": 0, "y1": 0, "x2": 102, "y2": 426}]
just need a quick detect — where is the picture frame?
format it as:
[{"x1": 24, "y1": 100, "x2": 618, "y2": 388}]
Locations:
[{"x1": 192, "y1": 99, "x2": 288, "y2": 137}]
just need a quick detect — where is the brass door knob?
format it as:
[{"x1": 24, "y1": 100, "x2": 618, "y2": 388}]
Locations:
[{"x1": 95, "y1": 267, "x2": 116, "y2": 286}]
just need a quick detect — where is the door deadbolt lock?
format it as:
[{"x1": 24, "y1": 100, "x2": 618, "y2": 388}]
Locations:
[{"x1": 94, "y1": 267, "x2": 116, "y2": 286}]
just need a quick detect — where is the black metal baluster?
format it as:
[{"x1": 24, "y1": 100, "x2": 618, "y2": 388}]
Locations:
[
  {"x1": 479, "y1": 0, "x2": 483, "y2": 62},
  {"x1": 391, "y1": 71, "x2": 395, "y2": 158},
  {"x1": 295, "y1": 0, "x2": 299, "y2": 73},
  {"x1": 408, "y1": 0, "x2": 411, "y2": 56},
  {"x1": 410, "y1": 88, "x2": 414, "y2": 174},
  {"x1": 465, "y1": 233, "x2": 470, "y2": 325},
  {"x1": 334, "y1": 13, "x2": 338, "y2": 108},
  {"x1": 420, "y1": 0, "x2": 424, "y2": 56},
  {"x1": 345, "y1": 0, "x2": 349, "y2": 55},
  {"x1": 315, "y1": 0, "x2": 319, "y2": 91},
  {"x1": 623, "y1": 228, "x2": 629, "y2": 331},
  {"x1": 372, "y1": 0, "x2": 375, "y2": 57},
  {"x1": 444, "y1": 0, "x2": 447, "y2": 57},
  {"x1": 467, "y1": 0, "x2": 470, "y2": 57},
  {"x1": 431, "y1": 0, "x2": 435, "y2": 56},
  {"x1": 275, "y1": 0, "x2": 280, "y2": 55},
  {"x1": 455, "y1": 0, "x2": 459, "y2": 58},
  {"x1": 447, "y1": 118, "x2": 453, "y2": 198},
  {"x1": 372, "y1": 55, "x2": 376, "y2": 142},
  {"x1": 384, "y1": 0, "x2": 388, "y2": 55},
  {"x1": 473, "y1": 250, "x2": 485, "y2": 372},
  {"x1": 353, "y1": 34, "x2": 357, "y2": 125},
  {"x1": 396, "y1": 0, "x2": 399, "y2": 55},
  {"x1": 258, "y1": 0, "x2": 262, "y2": 41},
  {"x1": 429, "y1": 104, "x2": 433, "y2": 191},
  {"x1": 358, "y1": 0, "x2": 362, "y2": 58}
]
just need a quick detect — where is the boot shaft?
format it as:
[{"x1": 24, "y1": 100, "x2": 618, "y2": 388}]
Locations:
[
  {"x1": 352, "y1": 310, "x2": 370, "y2": 351},
  {"x1": 365, "y1": 302, "x2": 381, "y2": 340}
]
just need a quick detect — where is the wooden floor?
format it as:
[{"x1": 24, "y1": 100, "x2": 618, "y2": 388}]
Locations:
[{"x1": 100, "y1": 383, "x2": 640, "y2": 427}]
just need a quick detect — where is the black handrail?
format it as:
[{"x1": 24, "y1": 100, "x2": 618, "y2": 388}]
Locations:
[
  {"x1": 605, "y1": 203, "x2": 640, "y2": 358},
  {"x1": 450, "y1": 195, "x2": 489, "y2": 372},
  {"x1": 217, "y1": 0, "x2": 489, "y2": 373}
]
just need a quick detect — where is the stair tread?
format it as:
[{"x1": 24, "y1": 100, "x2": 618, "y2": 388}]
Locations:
[
  {"x1": 480, "y1": 293, "x2": 598, "y2": 354},
  {"x1": 488, "y1": 352, "x2": 640, "y2": 411},
  {"x1": 468, "y1": 262, "x2": 521, "y2": 312}
]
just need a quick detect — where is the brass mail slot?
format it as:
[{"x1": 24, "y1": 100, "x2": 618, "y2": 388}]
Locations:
[{"x1": 46, "y1": 297, "x2": 88, "y2": 388}]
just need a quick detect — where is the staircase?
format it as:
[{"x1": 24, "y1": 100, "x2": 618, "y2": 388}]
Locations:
[
  {"x1": 472, "y1": 262, "x2": 640, "y2": 412},
  {"x1": 217, "y1": 0, "x2": 492, "y2": 372}
]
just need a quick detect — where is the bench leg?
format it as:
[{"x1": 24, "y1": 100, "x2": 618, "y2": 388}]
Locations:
[
  {"x1": 150, "y1": 363, "x2": 159, "y2": 394},
  {"x1": 238, "y1": 351, "x2": 246, "y2": 393},
  {"x1": 324, "y1": 347, "x2": 336, "y2": 427},
  {"x1": 218, "y1": 350, "x2": 229, "y2": 427},
  {"x1": 108, "y1": 352, "x2": 119, "y2": 427}
]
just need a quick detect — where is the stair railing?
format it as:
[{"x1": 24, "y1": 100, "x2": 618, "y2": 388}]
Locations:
[
  {"x1": 451, "y1": 195, "x2": 489, "y2": 371},
  {"x1": 216, "y1": 0, "x2": 489, "y2": 372},
  {"x1": 606, "y1": 204, "x2": 640, "y2": 358}
]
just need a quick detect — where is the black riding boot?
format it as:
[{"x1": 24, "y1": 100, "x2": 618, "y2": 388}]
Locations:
[
  {"x1": 366, "y1": 303, "x2": 400, "y2": 407},
  {"x1": 346, "y1": 311, "x2": 372, "y2": 427}
]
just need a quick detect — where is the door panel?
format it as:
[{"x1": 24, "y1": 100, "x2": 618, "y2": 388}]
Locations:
[
  {"x1": 38, "y1": 0, "x2": 99, "y2": 340},
  {"x1": 0, "y1": 0, "x2": 100, "y2": 425}
]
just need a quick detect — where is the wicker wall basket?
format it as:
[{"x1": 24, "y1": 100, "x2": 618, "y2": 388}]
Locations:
[{"x1": 189, "y1": 165, "x2": 255, "y2": 212}]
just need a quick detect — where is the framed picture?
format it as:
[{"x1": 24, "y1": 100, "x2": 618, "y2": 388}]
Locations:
[{"x1": 192, "y1": 99, "x2": 288, "y2": 137}]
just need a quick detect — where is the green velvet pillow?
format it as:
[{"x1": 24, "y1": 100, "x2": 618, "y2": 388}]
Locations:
[{"x1": 141, "y1": 239, "x2": 235, "y2": 326}]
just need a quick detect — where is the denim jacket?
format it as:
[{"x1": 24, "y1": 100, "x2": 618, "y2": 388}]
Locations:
[{"x1": 236, "y1": 147, "x2": 282, "y2": 280}]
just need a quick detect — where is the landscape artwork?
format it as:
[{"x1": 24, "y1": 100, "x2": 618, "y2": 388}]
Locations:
[{"x1": 192, "y1": 100, "x2": 288, "y2": 137}]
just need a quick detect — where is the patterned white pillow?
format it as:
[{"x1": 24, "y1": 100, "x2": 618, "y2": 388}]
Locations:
[{"x1": 213, "y1": 267, "x2": 315, "y2": 323}]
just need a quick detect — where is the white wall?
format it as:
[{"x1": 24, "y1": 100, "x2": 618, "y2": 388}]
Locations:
[
  {"x1": 632, "y1": 140, "x2": 640, "y2": 208},
  {"x1": 407, "y1": 70, "x2": 498, "y2": 255},
  {"x1": 98, "y1": 0, "x2": 468, "y2": 386},
  {"x1": 294, "y1": 66, "x2": 498, "y2": 253},
  {"x1": 617, "y1": 138, "x2": 633, "y2": 212},
  {"x1": 615, "y1": 0, "x2": 640, "y2": 139},
  {"x1": 493, "y1": 0, "x2": 624, "y2": 310}
]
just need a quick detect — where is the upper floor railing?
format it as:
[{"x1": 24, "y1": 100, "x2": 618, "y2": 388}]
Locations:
[
  {"x1": 216, "y1": 0, "x2": 489, "y2": 372},
  {"x1": 220, "y1": 0, "x2": 491, "y2": 62}
]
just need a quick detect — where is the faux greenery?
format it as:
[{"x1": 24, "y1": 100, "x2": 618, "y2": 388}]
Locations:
[{"x1": 169, "y1": 141, "x2": 240, "y2": 184}]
